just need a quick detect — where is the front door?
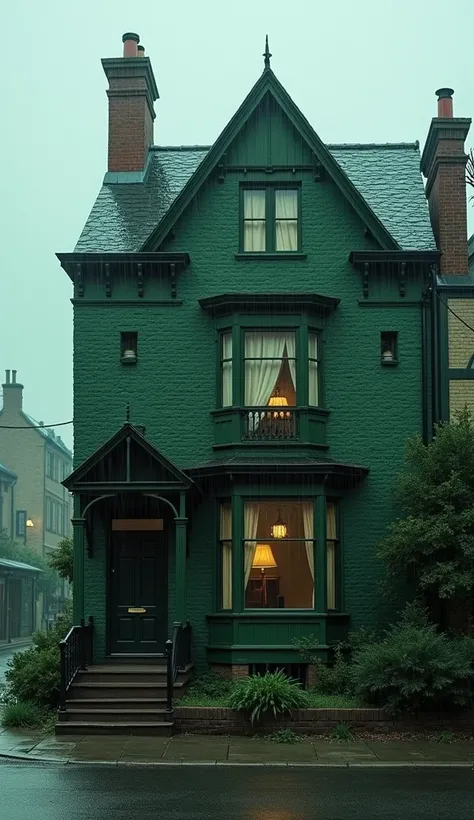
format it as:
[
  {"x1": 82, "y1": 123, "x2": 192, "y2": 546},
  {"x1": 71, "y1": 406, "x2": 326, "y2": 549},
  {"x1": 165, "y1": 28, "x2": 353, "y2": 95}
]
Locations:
[{"x1": 110, "y1": 532, "x2": 167, "y2": 654}]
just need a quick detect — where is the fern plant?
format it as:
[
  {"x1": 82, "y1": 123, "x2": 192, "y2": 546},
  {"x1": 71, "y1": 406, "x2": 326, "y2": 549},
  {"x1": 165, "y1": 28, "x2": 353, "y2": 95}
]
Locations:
[{"x1": 228, "y1": 670, "x2": 309, "y2": 725}]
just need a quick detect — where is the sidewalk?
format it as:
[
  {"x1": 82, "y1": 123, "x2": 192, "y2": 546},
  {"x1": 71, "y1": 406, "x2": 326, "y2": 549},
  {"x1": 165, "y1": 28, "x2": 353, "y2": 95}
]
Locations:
[{"x1": 1, "y1": 727, "x2": 474, "y2": 766}]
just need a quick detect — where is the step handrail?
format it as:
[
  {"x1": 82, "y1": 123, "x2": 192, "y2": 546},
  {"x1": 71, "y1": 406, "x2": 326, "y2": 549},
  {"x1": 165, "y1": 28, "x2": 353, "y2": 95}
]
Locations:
[
  {"x1": 59, "y1": 616, "x2": 93, "y2": 712},
  {"x1": 165, "y1": 621, "x2": 191, "y2": 722}
]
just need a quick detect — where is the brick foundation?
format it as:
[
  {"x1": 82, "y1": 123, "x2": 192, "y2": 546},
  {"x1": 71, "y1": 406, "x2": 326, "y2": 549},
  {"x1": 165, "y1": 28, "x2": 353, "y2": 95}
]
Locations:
[
  {"x1": 210, "y1": 664, "x2": 249, "y2": 680},
  {"x1": 174, "y1": 706, "x2": 474, "y2": 735}
]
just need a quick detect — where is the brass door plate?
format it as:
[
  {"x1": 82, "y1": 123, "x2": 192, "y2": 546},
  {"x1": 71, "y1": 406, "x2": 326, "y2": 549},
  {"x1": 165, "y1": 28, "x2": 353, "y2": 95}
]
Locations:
[{"x1": 127, "y1": 607, "x2": 146, "y2": 614}]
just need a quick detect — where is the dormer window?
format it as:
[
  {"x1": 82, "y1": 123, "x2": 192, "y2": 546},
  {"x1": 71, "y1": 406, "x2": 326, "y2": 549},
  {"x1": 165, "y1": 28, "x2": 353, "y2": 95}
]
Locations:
[{"x1": 241, "y1": 186, "x2": 300, "y2": 253}]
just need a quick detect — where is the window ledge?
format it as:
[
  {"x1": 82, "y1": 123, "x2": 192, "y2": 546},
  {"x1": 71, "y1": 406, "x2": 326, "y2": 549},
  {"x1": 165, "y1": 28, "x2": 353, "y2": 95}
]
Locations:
[
  {"x1": 235, "y1": 253, "x2": 307, "y2": 261},
  {"x1": 381, "y1": 359, "x2": 399, "y2": 367}
]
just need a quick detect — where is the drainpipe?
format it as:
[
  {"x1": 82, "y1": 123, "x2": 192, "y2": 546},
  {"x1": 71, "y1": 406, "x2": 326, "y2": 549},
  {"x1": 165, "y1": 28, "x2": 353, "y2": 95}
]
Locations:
[
  {"x1": 430, "y1": 270, "x2": 439, "y2": 431},
  {"x1": 421, "y1": 292, "x2": 429, "y2": 443},
  {"x1": 10, "y1": 477, "x2": 17, "y2": 540}
]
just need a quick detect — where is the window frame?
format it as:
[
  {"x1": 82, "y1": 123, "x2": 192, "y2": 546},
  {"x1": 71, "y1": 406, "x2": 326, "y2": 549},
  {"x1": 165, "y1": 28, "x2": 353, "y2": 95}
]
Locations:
[
  {"x1": 218, "y1": 500, "x2": 233, "y2": 611},
  {"x1": 239, "y1": 183, "x2": 302, "y2": 254},
  {"x1": 326, "y1": 498, "x2": 341, "y2": 611}
]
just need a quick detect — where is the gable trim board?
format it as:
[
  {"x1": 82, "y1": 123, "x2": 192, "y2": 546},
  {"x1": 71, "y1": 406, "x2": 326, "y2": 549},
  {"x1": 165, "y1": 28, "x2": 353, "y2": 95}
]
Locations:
[{"x1": 140, "y1": 70, "x2": 399, "y2": 253}]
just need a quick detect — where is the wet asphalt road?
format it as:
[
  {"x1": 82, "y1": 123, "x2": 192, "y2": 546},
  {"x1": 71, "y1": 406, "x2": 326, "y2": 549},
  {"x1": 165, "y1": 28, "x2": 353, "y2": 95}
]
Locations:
[{"x1": 1, "y1": 761, "x2": 473, "y2": 819}]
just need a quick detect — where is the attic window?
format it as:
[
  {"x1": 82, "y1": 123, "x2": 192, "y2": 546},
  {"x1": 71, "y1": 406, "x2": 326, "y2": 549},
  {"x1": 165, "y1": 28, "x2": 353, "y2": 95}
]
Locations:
[
  {"x1": 241, "y1": 186, "x2": 300, "y2": 254},
  {"x1": 121, "y1": 332, "x2": 138, "y2": 365}
]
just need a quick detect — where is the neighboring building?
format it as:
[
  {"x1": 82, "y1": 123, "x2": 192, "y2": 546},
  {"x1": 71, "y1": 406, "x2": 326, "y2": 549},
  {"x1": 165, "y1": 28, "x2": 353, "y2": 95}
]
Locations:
[
  {"x1": 0, "y1": 557, "x2": 42, "y2": 645},
  {"x1": 0, "y1": 462, "x2": 17, "y2": 539},
  {"x1": 59, "y1": 35, "x2": 471, "y2": 682},
  {"x1": 0, "y1": 370, "x2": 73, "y2": 621}
]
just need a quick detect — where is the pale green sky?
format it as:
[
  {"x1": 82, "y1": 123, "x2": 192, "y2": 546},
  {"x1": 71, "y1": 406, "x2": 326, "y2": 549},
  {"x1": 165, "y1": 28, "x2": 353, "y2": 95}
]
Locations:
[{"x1": 1, "y1": 0, "x2": 473, "y2": 450}]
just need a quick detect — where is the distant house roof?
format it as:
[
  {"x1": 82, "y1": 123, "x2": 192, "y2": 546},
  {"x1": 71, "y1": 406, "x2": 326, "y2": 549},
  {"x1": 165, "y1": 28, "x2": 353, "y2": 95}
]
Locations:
[
  {"x1": 0, "y1": 462, "x2": 17, "y2": 479},
  {"x1": 0, "y1": 557, "x2": 42, "y2": 574},
  {"x1": 21, "y1": 413, "x2": 72, "y2": 457},
  {"x1": 75, "y1": 141, "x2": 435, "y2": 255}
]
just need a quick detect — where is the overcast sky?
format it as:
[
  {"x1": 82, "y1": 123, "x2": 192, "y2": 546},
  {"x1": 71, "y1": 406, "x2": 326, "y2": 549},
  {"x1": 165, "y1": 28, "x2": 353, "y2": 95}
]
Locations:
[{"x1": 1, "y1": 0, "x2": 473, "y2": 450}]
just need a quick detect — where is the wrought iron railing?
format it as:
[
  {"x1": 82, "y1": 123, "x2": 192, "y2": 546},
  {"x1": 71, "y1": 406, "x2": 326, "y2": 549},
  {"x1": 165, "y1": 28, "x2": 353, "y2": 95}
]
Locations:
[
  {"x1": 242, "y1": 407, "x2": 298, "y2": 441},
  {"x1": 165, "y1": 621, "x2": 192, "y2": 722},
  {"x1": 59, "y1": 616, "x2": 93, "y2": 712}
]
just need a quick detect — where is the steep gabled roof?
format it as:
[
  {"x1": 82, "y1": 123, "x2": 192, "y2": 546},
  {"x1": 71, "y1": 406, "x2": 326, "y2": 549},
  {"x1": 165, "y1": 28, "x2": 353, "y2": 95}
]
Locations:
[{"x1": 141, "y1": 68, "x2": 398, "y2": 252}]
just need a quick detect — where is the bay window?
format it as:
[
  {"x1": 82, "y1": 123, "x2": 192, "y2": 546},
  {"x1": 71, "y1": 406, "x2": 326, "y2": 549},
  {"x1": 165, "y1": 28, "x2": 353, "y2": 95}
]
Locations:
[
  {"x1": 326, "y1": 500, "x2": 338, "y2": 610},
  {"x1": 221, "y1": 332, "x2": 233, "y2": 407},
  {"x1": 219, "y1": 502, "x2": 232, "y2": 610}
]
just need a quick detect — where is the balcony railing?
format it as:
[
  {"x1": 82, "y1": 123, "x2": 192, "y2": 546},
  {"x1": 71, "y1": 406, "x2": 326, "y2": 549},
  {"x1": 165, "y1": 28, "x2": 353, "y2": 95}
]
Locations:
[{"x1": 242, "y1": 408, "x2": 298, "y2": 441}]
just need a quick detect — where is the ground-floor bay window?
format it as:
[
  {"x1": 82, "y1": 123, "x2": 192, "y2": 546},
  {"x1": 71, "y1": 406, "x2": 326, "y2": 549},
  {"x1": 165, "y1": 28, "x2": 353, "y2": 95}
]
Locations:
[{"x1": 218, "y1": 497, "x2": 340, "y2": 612}]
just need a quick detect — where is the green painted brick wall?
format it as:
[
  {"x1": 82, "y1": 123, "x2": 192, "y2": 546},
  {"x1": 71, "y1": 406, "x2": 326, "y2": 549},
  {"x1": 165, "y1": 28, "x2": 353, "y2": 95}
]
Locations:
[{"x1": 74, "y1": 121, "x2": 424, "y2": 659}]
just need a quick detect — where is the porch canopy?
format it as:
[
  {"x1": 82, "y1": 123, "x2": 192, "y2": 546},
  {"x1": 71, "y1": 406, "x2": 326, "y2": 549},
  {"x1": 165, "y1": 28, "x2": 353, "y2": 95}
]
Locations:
[{"x1": 63, "y1": 421, "x2": 194, "y2": 624}]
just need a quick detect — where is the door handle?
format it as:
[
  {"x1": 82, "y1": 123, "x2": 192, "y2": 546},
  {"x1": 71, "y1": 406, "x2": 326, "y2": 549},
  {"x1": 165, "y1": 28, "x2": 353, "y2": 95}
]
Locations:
[{"x1": 128, "y1": 607, "x2": 147, "y2": 613}]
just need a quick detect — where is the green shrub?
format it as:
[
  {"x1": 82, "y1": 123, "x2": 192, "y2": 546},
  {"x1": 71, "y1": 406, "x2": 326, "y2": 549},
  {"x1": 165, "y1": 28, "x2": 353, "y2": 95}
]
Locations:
[
  {"x1": 267, "y1": 728, "x2": 302, "y2": 743},
  {"x1": 329, "y1": 723, "x2": 353, "y2": 742},
  {"x1": 293, "y1": 635, "x2": 354, "y2": 696},
  {"x1": 184, "y1": 671, "x2": 233, "y2": 701},
  {"x1": 4, "y1": 609, "x2": 72, "y2": 710},
  {"x1": 228, "y1": 670, "x2": 309, "y2": 725},
  {"x1": 1, "y1": 701, "x2": 44, "y2": 728},
  {"x1": 351, "y1": 604, "x2": 474, "y2": 714}
]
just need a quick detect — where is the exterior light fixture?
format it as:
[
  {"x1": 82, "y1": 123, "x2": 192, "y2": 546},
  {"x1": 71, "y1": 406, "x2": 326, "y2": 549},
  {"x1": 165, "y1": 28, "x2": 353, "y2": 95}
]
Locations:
[
  {"x1": 122, "y1": 348, "x2": 137, "y2": 363},
  {"x1": 271, "y1": 508, "x2": 287, "y2": 539},
  {"x1": 26, "y1": 519, "x2": 34, "y2": 528}
]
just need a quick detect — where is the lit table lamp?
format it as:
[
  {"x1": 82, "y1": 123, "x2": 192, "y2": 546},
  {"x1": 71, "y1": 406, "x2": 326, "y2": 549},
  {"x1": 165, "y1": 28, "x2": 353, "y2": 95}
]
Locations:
[
  {"x1": 268, "y1": 388, "x2": 290, "y2": 418},
  {"x1": 252, "y1": 544, "x2": 277, "y2": 606}
]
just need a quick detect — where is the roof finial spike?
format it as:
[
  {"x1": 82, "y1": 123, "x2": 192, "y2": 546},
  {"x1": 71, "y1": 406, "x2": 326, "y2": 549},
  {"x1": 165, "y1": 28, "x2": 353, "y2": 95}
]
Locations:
[
  {"x1": 263, "y1": 34, "x2": 272, "y2": 70},
  {"x1": 126, "y1": 403, "x2": 130, "y2": 423}
]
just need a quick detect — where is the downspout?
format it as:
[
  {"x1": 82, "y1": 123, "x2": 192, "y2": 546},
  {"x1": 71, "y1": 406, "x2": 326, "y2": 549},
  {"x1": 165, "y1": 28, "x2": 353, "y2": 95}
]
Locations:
[
  {"x1": 10, "y1": 477, "x2": 17, "y2": 540},
  {"x1": 421, "y1": 294, "x2": 428, "y2": 443},
  {"x1": 430, "y1": 267, "x2": 439, "y2": 431}
]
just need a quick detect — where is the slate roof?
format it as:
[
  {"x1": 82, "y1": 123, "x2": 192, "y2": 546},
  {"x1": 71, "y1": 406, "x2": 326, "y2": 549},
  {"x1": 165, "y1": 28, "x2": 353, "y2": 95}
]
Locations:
[
  {"x1": 0, "y1": 557, "x2": 42, "y2": 574},
  {"x1": 22, "y1": 413, "x2": 72, "y2": 457},
  {"x1": 75, "y1": 142, "x2": 435, "y2": 254}
]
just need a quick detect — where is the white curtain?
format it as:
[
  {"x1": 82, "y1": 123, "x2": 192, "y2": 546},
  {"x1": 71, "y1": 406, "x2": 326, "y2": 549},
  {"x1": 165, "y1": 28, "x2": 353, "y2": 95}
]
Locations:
[
  {"x1": 244, "y1": 502, "x2": 260, "y2": 589},
  {"x1": 275, "y1": 190, "x2": 298, "y2": 251},
  {"x1": 244, "y1": 332, "x2": 289, "y2": 407},
  {"x1": 302, "y1": 502, "x2": 315, "y2": 607},
  {"x1": 284, "y1": 334, "x2": 297, "y2": 396},
  {"x1": 220, "y1": 503, "x2": 232, "y2": 610},
  {"x1": 244, "y1": 190, "x2": 266, "y2": 251},
  {"x1": 222, "y1": 333, "x2": 233, "y2": 407},
  {"x1": 326, "y1": 502, "x2": 337, "y2": 610},
  {"x1": 308, "y1": 333, "x2": 319, "y2": 407}
]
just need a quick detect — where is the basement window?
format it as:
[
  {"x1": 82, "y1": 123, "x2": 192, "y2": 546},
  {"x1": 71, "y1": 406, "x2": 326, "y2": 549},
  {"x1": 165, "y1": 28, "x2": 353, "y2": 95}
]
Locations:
[
  {"x1": 380, "y1": 331, "x2": 398, "y2": 366},
  {"x1": 120, "y1": 332, "x2": 138, "y2": 365}
]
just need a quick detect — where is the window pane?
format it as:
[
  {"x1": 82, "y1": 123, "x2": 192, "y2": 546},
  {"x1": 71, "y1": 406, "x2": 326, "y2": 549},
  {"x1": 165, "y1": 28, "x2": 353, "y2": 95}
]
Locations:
[
  {"x1": 221, "y1": 332, "x2": 232, "y2": 407},
  {"x1": 244, "y1": 501, "x2": 314, "y2": 609},
  {"x1": 244, "y1": 221, "x2": 266, "y2": 252},
  {"x1": 308, "y1": 333, "x2": 318, "y2": 360},
  {"x1": 275, "y1": 220, "x2": 298, "y2": 251},
  {"x1": 327, "y1": 543, "x2": 337, "y2": 609},
  {"x1": 309, "y1": 361, "x2": 319, "y2": 406},
  {"x1": 244, "y1": 190, "x2": 266, "y2": 219},
  {"x1": 326, "y1": 502, "x2": 337, "y2": 539},
  {"x1": 244, "y1": 331, "x2": 296, "y2": 407},
  {"x1": 275, "y1": 190, "x2": 298, "y2": 219},
  {"x1": 220, "y1": 503, "x2": 232, "y2": 610}
]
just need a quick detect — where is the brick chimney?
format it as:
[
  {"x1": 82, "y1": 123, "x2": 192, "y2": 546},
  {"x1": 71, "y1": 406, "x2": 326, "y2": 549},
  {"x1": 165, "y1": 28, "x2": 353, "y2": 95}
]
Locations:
[
  {"x1": 1, "y1": 370, "x2": 24, "y2": 415},
  {"x1": 421, "y1": 88, "x2": 471, "y2": 275},
  {"x1": 102, "y1": 33, "x2": 159, "y2": 173}
]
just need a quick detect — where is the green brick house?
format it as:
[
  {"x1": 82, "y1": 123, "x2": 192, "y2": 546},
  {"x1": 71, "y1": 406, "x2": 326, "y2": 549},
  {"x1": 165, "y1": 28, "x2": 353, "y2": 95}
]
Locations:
[{"x1": 58, "y1": 34, "x2": 471, "y2": 687}]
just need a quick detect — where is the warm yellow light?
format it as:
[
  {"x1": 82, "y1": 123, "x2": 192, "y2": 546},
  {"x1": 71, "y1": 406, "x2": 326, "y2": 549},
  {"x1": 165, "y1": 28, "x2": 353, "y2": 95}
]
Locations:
[
  {"x1": 26, "y1": 519, "x2": 34, "y2": 528},
  {"x1": 271, "y1": 509, "x2": 287, "y2": 539},
  {"x1": 252, "y1": 543, "x2": 277, "y2": 569},
  {"x1": 268, "y1": 395, "x2": 289, "y2": 407}
]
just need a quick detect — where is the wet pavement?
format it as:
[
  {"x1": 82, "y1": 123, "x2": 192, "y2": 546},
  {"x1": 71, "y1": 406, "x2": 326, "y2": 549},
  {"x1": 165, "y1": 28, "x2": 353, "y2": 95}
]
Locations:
[
  {"x1": 1, "y1": 758, "x2": 473, "y2": 819},
  {"x1": 2, "y1": 727, "x2": 474, "y2": 766}
]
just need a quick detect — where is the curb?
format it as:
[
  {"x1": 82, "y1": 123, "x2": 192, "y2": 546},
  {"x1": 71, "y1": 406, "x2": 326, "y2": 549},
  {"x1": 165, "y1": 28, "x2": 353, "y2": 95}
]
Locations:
[{"x1": 1, "y1": 750, "x2": 474, "y2": 768}]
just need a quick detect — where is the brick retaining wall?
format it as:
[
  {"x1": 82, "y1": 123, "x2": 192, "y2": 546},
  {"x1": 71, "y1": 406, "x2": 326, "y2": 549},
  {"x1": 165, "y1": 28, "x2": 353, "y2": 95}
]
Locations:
[{"x1": 174, "y1": 706, "x2": 474, "y2": 735}]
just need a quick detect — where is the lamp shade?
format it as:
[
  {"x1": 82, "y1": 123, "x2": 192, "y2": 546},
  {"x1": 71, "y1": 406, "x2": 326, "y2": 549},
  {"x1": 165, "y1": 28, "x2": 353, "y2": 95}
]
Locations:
[
  {"x1": 252, "y1": 543, "x2": 277, "y2": 569},
  {"x1": 268, "y1": 394, "x2": 289, "y2": 407}
]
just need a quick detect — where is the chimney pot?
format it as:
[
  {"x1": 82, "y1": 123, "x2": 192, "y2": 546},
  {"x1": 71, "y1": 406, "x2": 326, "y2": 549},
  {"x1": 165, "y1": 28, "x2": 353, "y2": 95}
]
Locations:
[
  {"x1": 122, "y1": 31, "x2": 140, "y2": 58},
  {"x1": 435, "y1": 87, "x2": 454, "y2": 118},
  {"x1": 12, "y1": 370, "x2": 17, "y2": 384},
  {"x1": 5, "y1": 370, "x2": 10, "y2": 384},
  {"x1": 137, "y1": 45, "x2": 145, "y2": 57}
]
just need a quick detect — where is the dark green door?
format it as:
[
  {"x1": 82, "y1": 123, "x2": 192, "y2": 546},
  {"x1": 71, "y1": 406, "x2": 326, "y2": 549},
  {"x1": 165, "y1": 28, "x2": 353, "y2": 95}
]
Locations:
[{"x1": 110, "y1": 532, "x2": 167, "y2": 654}]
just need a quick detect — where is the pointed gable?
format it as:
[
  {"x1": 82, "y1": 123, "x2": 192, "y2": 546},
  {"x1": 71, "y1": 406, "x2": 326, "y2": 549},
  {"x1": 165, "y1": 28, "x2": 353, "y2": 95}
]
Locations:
[
  {"x1": 141, "y1": 68, "x2": 399, "y2": 252},
  {"x1": 63, "y1": 423, "x2": 193, "y2": 491}
]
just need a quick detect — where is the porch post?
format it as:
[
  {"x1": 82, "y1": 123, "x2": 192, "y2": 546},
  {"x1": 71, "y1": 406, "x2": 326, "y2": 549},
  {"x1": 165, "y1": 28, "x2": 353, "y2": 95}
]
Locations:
[
  {"x1": 72, "y1": 496, "x2": 85, "y2": 624},
  {"x1": 175, "y1": 491, "x2": 188, "y2": 623}
]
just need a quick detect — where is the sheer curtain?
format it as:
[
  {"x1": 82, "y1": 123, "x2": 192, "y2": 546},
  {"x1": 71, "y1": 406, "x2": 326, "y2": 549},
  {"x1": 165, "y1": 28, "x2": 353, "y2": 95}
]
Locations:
[
  {"x1": 243, "y1": 190, "x2": 266, "y2": 251},
  {"x1": 244, "y1": 502, "x2": 260, "y2": 588},
  {"x1": 220, "y1": 503, "x2": 232, "y2": 610},
  {"x1": 245, "y1": 332, "x2": 289, "y2": 407},
  {"x1": 308, "y1": 333, "x2": 319, "y2": 407},
  {"x1": 222, "y1": 333, "x2": 233, "y2": 407},
  {"x1": 302, "y1": 502, "x2": 315, "y2": 607},
  {"x1": 275, "y1": 190, "x2": 298, "y2": 251},
  {"x1": 284, "y1": 333, "x2": 297, "y2": 395},
  {"x1": 326, "y1": 502, "x2": 337, "y2": 610}
]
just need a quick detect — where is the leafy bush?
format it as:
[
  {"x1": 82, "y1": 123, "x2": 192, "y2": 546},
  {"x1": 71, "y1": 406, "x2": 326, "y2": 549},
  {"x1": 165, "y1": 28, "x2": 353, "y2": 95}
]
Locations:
[
  {"x1": 183, "y1": 671, "x2": 233, "y2": 702},
  {"x1": 47, "y1": 536, "x2": 73, "y2": 584},
  {"x1": 4, "y1": 608, "x2": 72, "y2": 709},
  {"x1": 1, "y1": 701, "x2": 44, "y2": 728},
  {"x1": 293, "y1": 635, "x2": 354, "y2": 696},
  {"x1": 267, "y1": 728, "x2": 302, "y2": 743},
  {"x1": 228, "y1": 670, "x2": 309, "y2": 725},
  {"x1": 351, "y1": 604, "x2": 474, "y2": 714}
]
